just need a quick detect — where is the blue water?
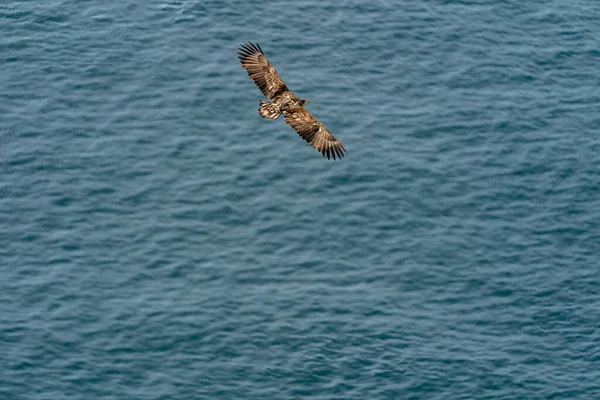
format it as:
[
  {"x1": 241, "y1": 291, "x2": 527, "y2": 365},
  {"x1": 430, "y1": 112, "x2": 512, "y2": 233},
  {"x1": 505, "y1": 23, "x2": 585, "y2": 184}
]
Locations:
[{"x1": 1, "y1": 0, "x2": 600, "y2": 398}]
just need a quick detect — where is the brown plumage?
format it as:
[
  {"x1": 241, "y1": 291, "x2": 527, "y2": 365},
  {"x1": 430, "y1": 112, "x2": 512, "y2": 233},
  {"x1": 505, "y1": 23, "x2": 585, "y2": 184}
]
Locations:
[{"x1": 237, "y1": 42, "x2": 347, "y2": 160}]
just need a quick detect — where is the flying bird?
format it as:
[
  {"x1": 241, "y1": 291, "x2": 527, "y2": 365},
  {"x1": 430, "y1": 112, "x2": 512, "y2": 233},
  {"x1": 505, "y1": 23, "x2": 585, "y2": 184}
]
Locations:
[{"x1": 237, "y1": 42, "x2": 347, "y2": 160}]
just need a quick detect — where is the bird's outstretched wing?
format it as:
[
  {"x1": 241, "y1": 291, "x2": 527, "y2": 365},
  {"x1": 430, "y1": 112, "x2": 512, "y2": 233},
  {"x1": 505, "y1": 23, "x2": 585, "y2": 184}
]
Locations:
[
  {"x1": 284, "y1": 107, "x2": 347, "y2": 160},
  {"x1": 237, "y1": 42, "x2": 288, "y2": 99}
]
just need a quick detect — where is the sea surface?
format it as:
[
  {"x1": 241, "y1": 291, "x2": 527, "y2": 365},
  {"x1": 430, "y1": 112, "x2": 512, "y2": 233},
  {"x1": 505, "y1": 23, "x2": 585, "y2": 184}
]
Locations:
[{"x1": 1, "y1": 0, "x2": 600, "y2": 398}]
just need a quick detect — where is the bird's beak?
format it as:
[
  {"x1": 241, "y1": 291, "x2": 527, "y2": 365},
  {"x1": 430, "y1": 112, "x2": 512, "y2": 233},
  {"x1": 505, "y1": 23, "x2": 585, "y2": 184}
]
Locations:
[{"x1": 305, "y1": 100, "x2": 310, "y2": 104}]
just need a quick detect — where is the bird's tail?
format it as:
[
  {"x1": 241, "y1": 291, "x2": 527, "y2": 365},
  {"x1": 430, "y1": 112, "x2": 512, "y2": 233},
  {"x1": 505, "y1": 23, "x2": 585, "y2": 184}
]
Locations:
[{"x1": 258, "y1": 100, "x2": 281, "y2": 120}]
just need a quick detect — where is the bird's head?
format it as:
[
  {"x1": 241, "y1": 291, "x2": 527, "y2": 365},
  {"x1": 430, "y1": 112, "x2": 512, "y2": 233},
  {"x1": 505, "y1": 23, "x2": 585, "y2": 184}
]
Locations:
[{"x1": 301, "y1": 98, "x2": 309, "y2": 105}]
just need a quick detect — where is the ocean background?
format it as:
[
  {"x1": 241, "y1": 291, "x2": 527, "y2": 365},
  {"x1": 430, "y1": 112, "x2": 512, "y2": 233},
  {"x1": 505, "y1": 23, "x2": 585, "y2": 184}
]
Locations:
[{"x1": 1, "y1": 0, "x2": 599, "y2": 398}]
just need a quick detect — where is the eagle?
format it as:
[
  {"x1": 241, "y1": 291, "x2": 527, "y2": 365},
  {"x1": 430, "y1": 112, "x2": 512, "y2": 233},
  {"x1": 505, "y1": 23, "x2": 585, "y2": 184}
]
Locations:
[{"x1": 237, "y1": 42, "x2": 347, "y2": 160}]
